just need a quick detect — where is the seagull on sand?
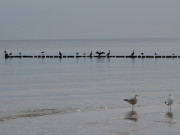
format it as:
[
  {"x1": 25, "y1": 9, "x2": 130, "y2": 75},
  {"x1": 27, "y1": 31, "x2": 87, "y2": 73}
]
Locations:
[
  {"x1": 124, "y1": 95, "x2": 139, "y2": 110},
  {"x1": 165, "y1": 94, "x2": 173, "y2": 112}
]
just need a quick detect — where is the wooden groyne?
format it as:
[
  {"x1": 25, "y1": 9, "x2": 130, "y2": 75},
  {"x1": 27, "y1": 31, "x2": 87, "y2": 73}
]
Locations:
[{"x1": 4, "y1": 54, "x2": 180, "y2": 59}]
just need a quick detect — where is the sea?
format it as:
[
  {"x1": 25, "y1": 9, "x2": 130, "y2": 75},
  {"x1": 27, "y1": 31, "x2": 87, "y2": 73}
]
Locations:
[{"x1": 0, "y1": 38, "x2": 180, "y2": 134}]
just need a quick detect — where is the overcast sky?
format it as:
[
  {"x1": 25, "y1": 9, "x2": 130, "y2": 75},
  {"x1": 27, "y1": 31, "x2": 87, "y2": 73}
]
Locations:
[{"x1": 0, "y1": 0, "x2": 180, "y2": 40}]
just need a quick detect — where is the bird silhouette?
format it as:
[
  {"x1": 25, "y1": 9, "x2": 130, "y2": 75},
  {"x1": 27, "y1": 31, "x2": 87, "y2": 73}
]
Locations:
[
  {"x1": 59, "y1": 51, "x2": 62, "y2": 57},
  {"x1": 131, "y1": 50, "x2": 135, "y2": 56},
  {"x1": 106, "y1": 50, "x2": 110, "y2": 57},
  {"x1": 89, "y1": 51, "x2": 92, "y2": 57},
  {"x1": 96, "y1": 51, "x2": 105, "y2": 57}
]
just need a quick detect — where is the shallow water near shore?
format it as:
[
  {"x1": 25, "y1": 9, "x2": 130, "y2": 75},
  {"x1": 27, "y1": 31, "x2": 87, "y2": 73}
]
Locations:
[{"x1": 0, "y1": 38, "x2": 180, "y2": 134}]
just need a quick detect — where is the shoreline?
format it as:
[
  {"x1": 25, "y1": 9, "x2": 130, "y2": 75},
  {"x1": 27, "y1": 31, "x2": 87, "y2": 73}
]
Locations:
[{"x1": 0, "y1": 104, "x2": 179, "y2": 135}]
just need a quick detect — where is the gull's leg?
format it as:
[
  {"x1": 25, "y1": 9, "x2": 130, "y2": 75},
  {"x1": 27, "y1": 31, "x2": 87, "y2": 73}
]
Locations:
[
  {"x1": 170, "y1": 105, "x2": 171, "y2": 112},
  {"x1": 132, "y1": 105, "x2": 134, "y2": 111}
]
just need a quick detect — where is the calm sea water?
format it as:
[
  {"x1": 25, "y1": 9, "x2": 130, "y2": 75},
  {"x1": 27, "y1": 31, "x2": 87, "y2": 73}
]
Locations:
[{"x1": 0, "y1": 38, "x2": 180, "y2": 121}]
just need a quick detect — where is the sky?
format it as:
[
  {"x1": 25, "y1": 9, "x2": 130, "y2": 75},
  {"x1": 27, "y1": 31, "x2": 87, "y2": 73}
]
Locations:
[{"x1": 0, "y1": 0, "x2": 180, "y2": 40}]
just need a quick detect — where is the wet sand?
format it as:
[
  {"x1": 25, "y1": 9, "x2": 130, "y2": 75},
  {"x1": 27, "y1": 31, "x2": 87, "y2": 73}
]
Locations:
[{"x1": 0, "y1": 104, "x2": 180, "y2": 135}]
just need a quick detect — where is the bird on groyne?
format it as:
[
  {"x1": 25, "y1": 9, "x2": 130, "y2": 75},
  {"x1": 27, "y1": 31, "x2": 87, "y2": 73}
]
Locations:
[
  {"x1": 154, "y1": 52, "x2": 157, "y2": 56},
  {"x1": 131, "y1": 50, "x2": 135, "y2": 56},
  {"x1": 4, "y1": 51, "x2": 7, "y2": 54},
  {"x1": 165, "y1": 94, "x2": 173, "y2": 112},
  {"x1": 59, "y1": 51, "x2": 62, "y2": 57},
  {"x1": 106, "y1": 50, "x2": 110, "y2": 57},
  {"x1": 9, "y1": 53, "x2": 12, "y2": 56},
  {"x1": 41, "y1": 51, "x2": 45, "y2": 56},
  {"x1": 96, "y1": 51, "x2": 105, "y2": 57},
  {"x1": 124, "y1": 95, "x2": 139, "y2": 110},
  {"x1": 89, "y1": 51, "x2": 92, "y2": 57}
]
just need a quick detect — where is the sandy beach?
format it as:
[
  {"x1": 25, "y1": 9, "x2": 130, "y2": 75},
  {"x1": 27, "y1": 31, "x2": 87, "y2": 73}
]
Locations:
[{"x1": 0, "y1": 103, "x2": 179, "y2": 135}]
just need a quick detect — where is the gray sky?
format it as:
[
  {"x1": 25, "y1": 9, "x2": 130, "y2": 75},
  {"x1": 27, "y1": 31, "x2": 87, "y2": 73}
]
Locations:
[{"x1": 0, "y1": 0, "x2": 180, "y2": 40}]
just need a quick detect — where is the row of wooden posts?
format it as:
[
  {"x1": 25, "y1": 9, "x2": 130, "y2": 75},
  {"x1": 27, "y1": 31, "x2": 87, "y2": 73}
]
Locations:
[{"x1": 4, "y1": 54, "x2": 180, "y2": 59}]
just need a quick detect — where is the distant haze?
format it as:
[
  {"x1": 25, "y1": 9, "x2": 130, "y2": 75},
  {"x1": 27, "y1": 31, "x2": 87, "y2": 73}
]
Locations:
[{"x1": 0, "y1": 0, "x2": 180, "y2": 40}]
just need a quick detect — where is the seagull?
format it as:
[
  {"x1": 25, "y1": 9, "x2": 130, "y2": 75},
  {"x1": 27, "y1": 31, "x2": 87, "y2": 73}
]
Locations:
[
  {"x1": 154, "y1": 52, "x2": 157, "y2": 56},
  {"x1": 41, "y1": 51, "x2": 45, "y2": 56},
  {"x1": 124, "y1": 95, "x2": 139, "y2": 110},
  {"x1": 19, "y1": 52, "x2": 21, "y2": 56},
  {"x1": 165, "y1": 94, "x2": 173, "y2": 112},
  {"x1": 131, "y1": 50, "x2": 135, "y2": 56},
  {"x1": 141, "y1": 52, "x2": 144, "y2": 56},
  {"x1": 9, "y1": 53, "x2": 12, "y2": 56},
  {"x1": 4, "y1": 50, "x2": 7, "y2": 54}
]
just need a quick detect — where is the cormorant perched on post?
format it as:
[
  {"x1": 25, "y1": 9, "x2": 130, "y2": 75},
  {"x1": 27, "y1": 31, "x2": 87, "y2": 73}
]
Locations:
[
  {"x1": 4, "y1": 51, "x2": 8, "y2": 58},
  {"x1": 131, "y1": 50, "x2": 135, "y2": 56},
  {"x1": 89, "y1": 51, "x2": 92, "y2": 57},
  {"x1": 59, "y1": 51, "x2": 62, "y2": 57},
  {"x1": 106, "y1": 50, "x2": 110, "y2": 57},
  {"x1": 96, "y1": 51, "x2": 105, "y2": 57}
]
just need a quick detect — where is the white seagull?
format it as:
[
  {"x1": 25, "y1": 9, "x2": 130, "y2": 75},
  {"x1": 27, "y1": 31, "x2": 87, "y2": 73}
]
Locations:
[
  {"x1": 124, "y1": 95, "x2": 139, "y2": 110},
  {"x1": 165, "y1": 94, "x2": 173, "y2": 112}
]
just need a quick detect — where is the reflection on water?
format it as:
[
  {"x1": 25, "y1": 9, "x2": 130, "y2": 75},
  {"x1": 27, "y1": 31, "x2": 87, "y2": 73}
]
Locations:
[
  {"x1": 154, "y1": 112, "x2": 176, "y2": 126},
  {"x1": 124, "y1": 111, "x2": 138, "y2": 122},
  {"x1": 165, "y1": 111, "x2": 173, "y2": 119},
  {"x1": 165, "y1": 111, "x2": 174, "y2": 127}
]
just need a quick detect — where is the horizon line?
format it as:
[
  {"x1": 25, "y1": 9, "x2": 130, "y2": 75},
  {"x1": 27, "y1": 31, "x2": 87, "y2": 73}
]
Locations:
[{"x1": 0, "y1": 37, "x2": 180, "y2": 41}]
